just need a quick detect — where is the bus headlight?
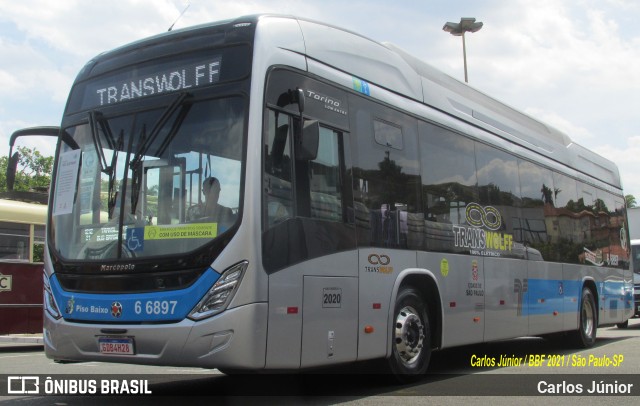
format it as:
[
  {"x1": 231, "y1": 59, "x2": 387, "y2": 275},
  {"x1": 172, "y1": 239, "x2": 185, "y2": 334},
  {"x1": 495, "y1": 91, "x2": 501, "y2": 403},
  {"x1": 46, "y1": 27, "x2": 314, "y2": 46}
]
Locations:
[
  {"x1": 43, "y1": 273, "x2": 61, "y2": 320},
  {"x1": 188, "y1": 261, "x2": 248, "y2": 321}
]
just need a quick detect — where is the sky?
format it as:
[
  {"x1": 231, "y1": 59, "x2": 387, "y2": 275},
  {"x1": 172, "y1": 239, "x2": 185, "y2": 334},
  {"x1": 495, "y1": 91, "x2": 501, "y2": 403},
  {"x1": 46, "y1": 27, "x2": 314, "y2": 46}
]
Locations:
[{"x1": 1, "y1": 0, "x2": 639, "y2": 199}]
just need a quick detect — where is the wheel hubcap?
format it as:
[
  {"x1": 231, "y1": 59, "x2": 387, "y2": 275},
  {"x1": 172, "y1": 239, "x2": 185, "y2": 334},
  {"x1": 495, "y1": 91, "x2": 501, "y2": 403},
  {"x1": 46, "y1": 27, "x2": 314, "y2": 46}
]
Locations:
[{"x1": 394, "y1": 305, "x2": 425, "y2": 366}]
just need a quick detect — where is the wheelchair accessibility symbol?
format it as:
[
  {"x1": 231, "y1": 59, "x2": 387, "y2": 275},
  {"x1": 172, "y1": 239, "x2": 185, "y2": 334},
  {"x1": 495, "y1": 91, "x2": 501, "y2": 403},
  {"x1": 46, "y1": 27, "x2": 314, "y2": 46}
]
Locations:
[{"x1": 126, "y1": 228, "x2": 145, "y2": 252}]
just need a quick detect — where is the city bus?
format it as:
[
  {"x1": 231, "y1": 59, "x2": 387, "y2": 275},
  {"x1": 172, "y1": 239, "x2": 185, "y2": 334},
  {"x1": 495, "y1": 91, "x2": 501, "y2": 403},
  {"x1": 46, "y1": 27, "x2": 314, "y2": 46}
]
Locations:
[
  {"x1": 42, "y1": 15, "x2": 633, "y2": 379},
  {"x1": 0, "y1": 197, "x2": 47, "y2": 334}
]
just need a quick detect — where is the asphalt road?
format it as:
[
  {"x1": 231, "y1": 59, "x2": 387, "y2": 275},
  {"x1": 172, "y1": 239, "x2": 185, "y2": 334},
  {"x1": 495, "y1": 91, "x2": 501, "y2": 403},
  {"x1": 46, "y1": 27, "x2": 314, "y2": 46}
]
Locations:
[{"x1": 1, "y1": 318, "x2": 639, "y2": 404}]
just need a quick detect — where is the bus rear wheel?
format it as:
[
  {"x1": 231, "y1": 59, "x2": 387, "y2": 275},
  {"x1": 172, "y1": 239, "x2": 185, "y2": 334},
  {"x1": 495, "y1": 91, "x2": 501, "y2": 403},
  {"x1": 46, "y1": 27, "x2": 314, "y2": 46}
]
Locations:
[
  {"x1": 387, "y1": 287, "x2": 431, "y2": 382},
  {"x1": 572, "y1": 287, "x2": 597, "y2": 348}
]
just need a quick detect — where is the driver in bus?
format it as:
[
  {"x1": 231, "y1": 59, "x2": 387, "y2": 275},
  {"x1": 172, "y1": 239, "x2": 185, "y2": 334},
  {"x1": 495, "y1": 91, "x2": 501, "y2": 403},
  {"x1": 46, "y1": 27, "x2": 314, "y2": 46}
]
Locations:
[{"x1": 189, "y1": 176, "x2": 234, "y2": 229}]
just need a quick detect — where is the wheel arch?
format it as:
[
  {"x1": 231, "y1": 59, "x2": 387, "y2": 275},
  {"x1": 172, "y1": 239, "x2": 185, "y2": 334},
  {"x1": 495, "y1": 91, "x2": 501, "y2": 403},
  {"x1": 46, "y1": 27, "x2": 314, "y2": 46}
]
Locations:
[
  {"x1": 581, "y1": 278, "x2": 599, "y2": 325},
  {"x1": 387, "y1": 268, "x2": 443, "y2": 358}
]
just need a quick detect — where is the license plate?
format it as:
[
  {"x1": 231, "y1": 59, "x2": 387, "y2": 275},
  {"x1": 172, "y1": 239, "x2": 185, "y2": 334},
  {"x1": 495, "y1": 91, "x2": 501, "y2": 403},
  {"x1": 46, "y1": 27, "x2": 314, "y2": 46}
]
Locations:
[{"x1": 98, "y1": 337, "x2": 135, "y2": 355}]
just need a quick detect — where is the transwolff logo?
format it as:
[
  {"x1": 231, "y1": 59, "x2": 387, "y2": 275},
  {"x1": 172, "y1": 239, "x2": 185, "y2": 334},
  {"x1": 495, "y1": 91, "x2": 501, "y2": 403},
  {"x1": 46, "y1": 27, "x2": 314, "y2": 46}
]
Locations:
[
  {"x1": 101, "y1": 263, "x2": 135, "y2": 272},
  {"x1": 365, "y1": 254, "x2": 394, "y2": 274},
  {"x1": 452, "y1": 202, "x2": 514, "y2": 256}
]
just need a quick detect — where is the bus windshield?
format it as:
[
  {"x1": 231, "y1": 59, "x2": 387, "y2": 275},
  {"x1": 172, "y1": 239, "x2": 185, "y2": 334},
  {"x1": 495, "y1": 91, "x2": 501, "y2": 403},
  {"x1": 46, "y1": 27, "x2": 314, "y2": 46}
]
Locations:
[{"x1": 50, "y1": 95, "x2": 244, "y2": 261}]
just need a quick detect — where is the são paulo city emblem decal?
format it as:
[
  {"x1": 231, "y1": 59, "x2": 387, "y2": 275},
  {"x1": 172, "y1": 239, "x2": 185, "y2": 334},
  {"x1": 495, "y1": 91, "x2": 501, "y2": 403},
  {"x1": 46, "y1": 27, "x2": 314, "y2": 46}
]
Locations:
[{"x1": 111, "y1": 301, "x2": 123, "y2": 318}]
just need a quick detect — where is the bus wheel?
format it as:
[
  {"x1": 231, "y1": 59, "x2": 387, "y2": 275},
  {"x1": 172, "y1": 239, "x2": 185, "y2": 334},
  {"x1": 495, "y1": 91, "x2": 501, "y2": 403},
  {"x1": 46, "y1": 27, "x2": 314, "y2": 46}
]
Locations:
[
  {"x1": 616, "y1": 320, "x2": 629, "y2": 329},
  {"x1": 572, "y1": 287, "x2": 597, "y2": 348},
  {"x1": 387, "y1": 287, "x2": 431, "y2": 382}
]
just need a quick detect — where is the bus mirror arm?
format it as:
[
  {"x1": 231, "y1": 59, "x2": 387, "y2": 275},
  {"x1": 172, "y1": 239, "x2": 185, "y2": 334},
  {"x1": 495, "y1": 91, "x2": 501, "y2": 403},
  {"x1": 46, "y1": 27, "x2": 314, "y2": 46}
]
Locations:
[
  {"x1": 294, "y1": 88, "x2": 305, "y2": 114},
  {"x1": 276, "y1": 88, "x2": 305, "y2": 112},
  {"x1": 294, "y1": 88, "x2": 309, "y2": 160},
  {"x1": 6, "y1": 126, "x2": 61, "y2": 192},
  {"x1": 6, "y1": 152, "x2": 19, "y2": 191},
  {"x1": 276, "y1": 88, "x2": 318, "y2": 161}
]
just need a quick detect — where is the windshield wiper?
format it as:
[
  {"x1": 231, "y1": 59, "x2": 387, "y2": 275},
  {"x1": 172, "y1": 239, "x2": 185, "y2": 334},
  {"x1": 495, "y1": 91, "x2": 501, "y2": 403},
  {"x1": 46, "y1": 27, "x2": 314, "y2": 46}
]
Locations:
[
  {"x1": 129, "y1": 92, "x2": 189, "y2": 171},
  {"x1": 128, "y1": 92, "x2": 190, "y2": 216},
  {"x1": 88, "y1": 111, "x2": 116, "y2": 173},
  {"x1": 107, "y1": 131, "x2": 124, "y2": 219},
  {"x1": 129, "y1": 124, "x2": 146, "y2": 220},
  {"x1": 88, "y1": 111, "x2": 123, "y2": 220}
]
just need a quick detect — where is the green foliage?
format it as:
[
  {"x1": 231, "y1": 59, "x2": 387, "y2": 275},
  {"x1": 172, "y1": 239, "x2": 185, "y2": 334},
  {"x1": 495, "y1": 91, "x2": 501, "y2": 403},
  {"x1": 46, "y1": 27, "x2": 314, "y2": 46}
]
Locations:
[
  {"x1": 33, "y1": 244, "x2": 44, "y2": 263},
  {"x1": 0, "y1": 146, "x2": 54, "y2": 192},
  {"x1": 625, "y1": 194, "x2": 636, "y2": 208}
]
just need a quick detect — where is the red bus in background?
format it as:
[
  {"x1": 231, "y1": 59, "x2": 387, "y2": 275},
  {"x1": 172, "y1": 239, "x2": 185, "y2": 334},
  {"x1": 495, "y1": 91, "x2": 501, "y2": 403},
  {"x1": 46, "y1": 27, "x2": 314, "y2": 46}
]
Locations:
[{"x1": 0, "y1": 197, "x2": 47, "y2": 334}]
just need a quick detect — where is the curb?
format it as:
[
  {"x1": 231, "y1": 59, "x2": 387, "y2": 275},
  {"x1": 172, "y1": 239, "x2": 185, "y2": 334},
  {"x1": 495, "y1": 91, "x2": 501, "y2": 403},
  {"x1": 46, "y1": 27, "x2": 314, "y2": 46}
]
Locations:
[{"x1": 0, "y1": 335, "x2": 44, "y2": 345}]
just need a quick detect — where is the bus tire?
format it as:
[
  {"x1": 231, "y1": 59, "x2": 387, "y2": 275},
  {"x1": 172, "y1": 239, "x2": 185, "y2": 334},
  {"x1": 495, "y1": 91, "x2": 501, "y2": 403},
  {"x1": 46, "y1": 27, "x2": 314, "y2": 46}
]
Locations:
[
  {"x1": 387, "y1": 287, "x2": 431, "y2": 382},
  {"x1": 572, "y1": 287, "x2": 597, "y2": 348},
  {"x1": 616, "y1": 320, "x2": 628, "y2": 329}
]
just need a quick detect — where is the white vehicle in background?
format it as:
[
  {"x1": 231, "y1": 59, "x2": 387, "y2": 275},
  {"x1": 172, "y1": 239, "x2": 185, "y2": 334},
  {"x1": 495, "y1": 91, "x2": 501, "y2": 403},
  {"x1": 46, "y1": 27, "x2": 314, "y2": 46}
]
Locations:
[
  {"x1": 627, "y1": 208, "x2": 640, "y2": 319},
  {"x1": 631, "y1": 239, "x2": 640, "y2": 318}
]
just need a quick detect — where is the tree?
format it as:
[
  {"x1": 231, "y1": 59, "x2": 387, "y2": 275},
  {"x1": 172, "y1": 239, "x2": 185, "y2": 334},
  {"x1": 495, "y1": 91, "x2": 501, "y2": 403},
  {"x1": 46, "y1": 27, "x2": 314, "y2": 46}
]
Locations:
[
  {"x1": 541, "y1": 183, "x2": 553, "y2": 205},
  {"x1": 0, "y1": 146, "x2": 54, "y2": 193},
  {"x1": 625, "y1": 194, "x2": 636, "y2": 208}
]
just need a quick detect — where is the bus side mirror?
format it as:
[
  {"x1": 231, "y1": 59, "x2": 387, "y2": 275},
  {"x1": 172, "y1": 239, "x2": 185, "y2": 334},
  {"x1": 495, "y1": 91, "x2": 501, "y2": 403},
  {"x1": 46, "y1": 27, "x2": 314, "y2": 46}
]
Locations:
[
  {"x1": 6, "y1": 152, "x2": 20, "y2": 191},
  {"x1": 296, "y1": 120, "x2": 319, "y2": 161}
]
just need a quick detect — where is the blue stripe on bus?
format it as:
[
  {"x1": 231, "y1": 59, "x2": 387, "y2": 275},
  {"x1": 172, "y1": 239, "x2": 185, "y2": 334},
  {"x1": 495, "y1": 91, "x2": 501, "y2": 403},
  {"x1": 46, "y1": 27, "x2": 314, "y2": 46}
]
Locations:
[
  {"x1": 523, "y1": 278, "x2": 627, "y2": 316},
  {"x1": 50, "y1": 268, "x2": 220, "y2": 323}
]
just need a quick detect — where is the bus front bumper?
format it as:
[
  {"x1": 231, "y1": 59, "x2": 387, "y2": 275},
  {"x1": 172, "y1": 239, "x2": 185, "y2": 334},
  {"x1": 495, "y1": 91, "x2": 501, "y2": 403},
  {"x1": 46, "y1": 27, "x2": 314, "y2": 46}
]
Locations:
[{"x1": 43, "y1": 302, "x2": 267, "y2": 370}]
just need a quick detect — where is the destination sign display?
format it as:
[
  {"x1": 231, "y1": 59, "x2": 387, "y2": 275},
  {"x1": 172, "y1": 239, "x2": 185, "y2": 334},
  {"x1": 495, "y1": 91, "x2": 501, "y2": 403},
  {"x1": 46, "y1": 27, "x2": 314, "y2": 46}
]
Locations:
[
  {"x1": 84, "y1": 55, "x2": 222, "y2": 108},
  {"x1": 66, "y1": 45, "x2": 250, "y2": 113}
]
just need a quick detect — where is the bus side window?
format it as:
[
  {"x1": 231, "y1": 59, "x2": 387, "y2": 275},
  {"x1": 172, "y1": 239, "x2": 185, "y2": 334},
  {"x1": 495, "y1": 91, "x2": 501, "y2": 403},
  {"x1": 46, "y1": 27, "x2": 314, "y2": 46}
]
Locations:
[
  {"x1": 518, "y1": 160, "x2": 554, "y2": 261},
  {"x1": 306, "y1": 126, "x2": 344, "y2": 222},
  {"x1": 351, "y1": 104, "x2": 420, "y2": 249},
  {"x1": 419, "y1": 122, "x2": 478, "y2": 253}
]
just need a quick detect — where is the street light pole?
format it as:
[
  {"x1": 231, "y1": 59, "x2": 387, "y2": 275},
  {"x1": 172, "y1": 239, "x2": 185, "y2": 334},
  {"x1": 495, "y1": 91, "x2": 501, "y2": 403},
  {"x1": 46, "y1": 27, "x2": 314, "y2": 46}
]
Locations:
[
  {"x1": 443, "y1": 17, "x2": 483, "y2": 83},
  {"x1": 462, "y1": 30, "x2": 468, "y2": 83}
]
